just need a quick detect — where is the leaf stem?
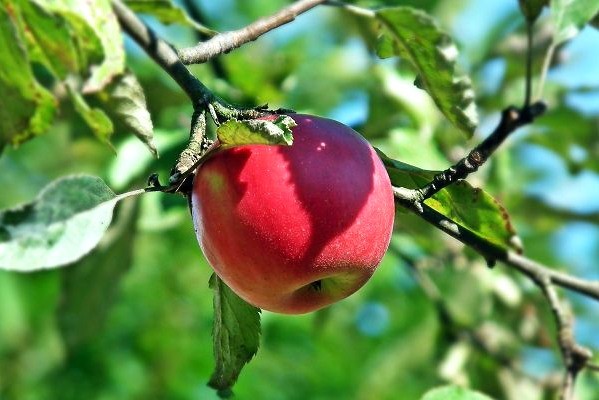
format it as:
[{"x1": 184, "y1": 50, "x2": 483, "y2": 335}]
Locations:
[
  {"x1": 323, "y1": 1, "x2": 376, "y2": 18},
  {"x1": 536, "y1": 42, "x2": 556, "y2": 101},
  {"x1": 524, "y1": 21, "x2": 534, "y2": 107}
]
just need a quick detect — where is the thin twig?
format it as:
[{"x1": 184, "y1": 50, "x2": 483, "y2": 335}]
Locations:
[
  {"x1": 178, "y1": 0, "x2": 328, "y2": 65},
  {"x1": 181, "y1": 0, "x2": 229, "y2": 80},
  {"x1": 533, "y1": 278, "x2": 592, "y2": 400},
  {"x1": 415, "y1": 102, "x2": 546, "y2": 201}
]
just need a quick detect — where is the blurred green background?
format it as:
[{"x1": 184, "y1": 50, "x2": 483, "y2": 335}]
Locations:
[{"x1": 1, "y1": 0, "x2": 599, "y2": 399}]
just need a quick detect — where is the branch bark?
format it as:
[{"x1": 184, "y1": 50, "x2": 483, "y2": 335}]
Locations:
[
  {"x1": 111, "y1": 0, "x2": 212, "y2": 107},
  {"x1": 178, "y1": 0, "x2": 328, "y2": 65}
]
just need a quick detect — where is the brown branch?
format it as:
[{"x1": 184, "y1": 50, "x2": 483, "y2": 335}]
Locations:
[
  {"x1": 534, "y1": 278, "x2": 592, "y2": 400},
  {"x1": 111, "y1": 0, "x2": 213, "y2": 107},
  {"x1": 177, "y1": 0, "x2": 328, "y2": 65},
  {"x1": 416, "y1": 102, "x2": 546, "y2": 201},
  {"x1": 394, "y1": 194, "x2": 599, "y2": 301}
]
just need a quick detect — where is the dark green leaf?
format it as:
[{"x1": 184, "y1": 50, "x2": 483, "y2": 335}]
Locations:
[
  {"x1": 69, "y1": 86, "x2": 114, "y2": 147},
  {"x1": 125, "y1": 0, "x2": 217, "y2": 34},
  {"x1": 216, "y1": 116, "x2": 296, "y2": 148},
  {"x1": 98, "y1": 72, "x2": 157, "y2": 156},
  {"x1": 208, "y1": 274, "x2": 261, "y2": 397},
  {"x1": 550, "y1": 0, "x2": 599, "y2": 45},
  {"x1": 518, "y1": 0, "x2": 547, "y2": 23},
  {"x1": 58, "y1": 196, "x2": 139, "y2": 350},
  {"x1": 0, "y1": 175, "x2": 135, "y2": 271},
  {"x1": 376, "y1": 7, "x2": 478, "y2": 137},
  {"x1": 0, "y1": 3, "x2": 55, "y2": 148},
  {"x1": 380, "y1": 150, "x2": 520, "y2": 252},
  {"x1": 421, "y1": 385, "x2": 495, "y2": 400}
]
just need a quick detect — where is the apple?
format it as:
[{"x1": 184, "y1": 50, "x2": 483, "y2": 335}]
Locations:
[{"x1": 191, "y1": 114, "x2": 394, "y2": 314}]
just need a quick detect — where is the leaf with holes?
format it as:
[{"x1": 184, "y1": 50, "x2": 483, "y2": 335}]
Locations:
[
  {"x1": 217, "y1": 116, "x2": 295, "y2": 148},
  {"x1": 208, "y1": 274, "x2": 261, "y2": 398},
  {"x1": 376, "y1": 7, "x2": 478, "y2": 137}
]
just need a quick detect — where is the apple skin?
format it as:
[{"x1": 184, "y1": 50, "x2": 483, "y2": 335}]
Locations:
[{"x1": 191, "y1": 114, "x2": 394, "y2": 314}]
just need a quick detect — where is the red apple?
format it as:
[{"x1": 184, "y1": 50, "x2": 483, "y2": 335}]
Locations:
[{"x1": 191, "y1": 114, "x2": 394, "y2": 314}]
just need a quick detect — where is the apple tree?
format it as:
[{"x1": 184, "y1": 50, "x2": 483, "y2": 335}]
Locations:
[{"x1": 1, "y1": 0, "x2": 599, "y2": 399}]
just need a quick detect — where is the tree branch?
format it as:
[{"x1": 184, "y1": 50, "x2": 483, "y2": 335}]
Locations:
[
  {"x1": 534, "y1": 278, "x2": 592, "y2": 400},
  {"x1": 394, "y1": 194, "x2": 599, "y2": 302},
  {"x1": 416, "y1": 102, "x2": 546, "y2": 201},
  {"x1": 177, "y1": 0, "x2": 328, "y2": 65},
  {"x1": 111, "y1": 0, "x2": 213, "y2": 107}
]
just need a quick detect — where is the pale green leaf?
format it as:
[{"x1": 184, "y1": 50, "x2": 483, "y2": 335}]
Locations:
[
  {"x1": 0, "y1": 3, "x2": 55, "y2": 148},
  {"x1": 216, "y1": 116, "x2": 296, "y2": 148},
  {"x1": 376, "y1": 7, "x2": 478, "y2": 137},
  {"x1": 421, "y1": 385, "x2": 495, "y2": 400},
  {"x1": 99, "y1": 72, "x2": 156, "y2": 156},
  {"x1": 208, "y1": 274, "x2": 261, "y2": 397},
  {"x1": 0, "y1": 176, "x2": 123, "y2": 271},
  {"x1": 550, "y1": 0, "x2": 599, "y2": 44}
]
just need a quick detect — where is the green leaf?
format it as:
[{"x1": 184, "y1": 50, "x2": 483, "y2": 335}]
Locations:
[
  {"x1": 518, "y1": 0, "x2": 547, "y2": 22},
  {"x1": 379, "y1": 150, "x2": 521, "y2": 252},
  {"x1": 98, "y1": 72, "x2": 157, "y2": 156},
  {"x1": 69, "y1": 86, "x2": 114, "y2": 147},
  {"x1": 58, "y1": 196, "x2": 139, "y2": 350},
  {"x1": 376, "y1": 7, "x2": 478, "y2": 137},
  {"x1": 125, "y1": 0, "x2": 217, "y2": 34},
  {"x1": 0, "y1": 175, "x2": 136, "y2": 272},
  {"x1": 420, "y1": 385, "x2": 495, "y2": 400},
  {"x1": 216, "y1": 116, "x2": 296, "y2": 148},
  {"x1": 550, "y1": 0, "x2": 599, "y2": 45},
  {"x1": 0, "y1": 3, "x2": 55, "y2": 148},
  {"x1": 208, "y1": 274, "x2": 261, "y2": 397},
  {"x1": 19, "y1": 0, "x2": 80, "y2": 79},
  {"x1": 40, "y1": 0, "x2": 125, "y2": 92}
]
